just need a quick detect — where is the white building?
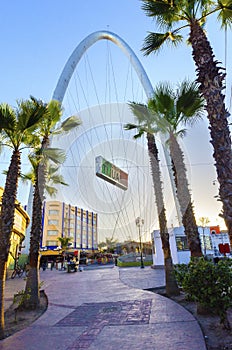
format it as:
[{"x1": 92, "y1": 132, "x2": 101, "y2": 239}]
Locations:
[{"x1": 152, "y1": 225, "x2": 231, "y2": 266}]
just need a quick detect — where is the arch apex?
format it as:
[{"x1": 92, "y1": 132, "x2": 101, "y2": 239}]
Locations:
[{"x1": 52, "y1": 30, "x2": 154, "y2": 103}]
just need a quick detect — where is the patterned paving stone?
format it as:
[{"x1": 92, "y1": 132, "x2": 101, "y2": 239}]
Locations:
[
  {"x1": 57, "y1": 299, "x2": 152, "y2": 350},
  {"x1": 55, "y1": 299, "x2": 152, "y2": 327}
]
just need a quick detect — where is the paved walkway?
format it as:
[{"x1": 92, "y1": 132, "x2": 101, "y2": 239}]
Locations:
[{"x1": 1, "y1": 266, "x2": 207, "y2": 350}]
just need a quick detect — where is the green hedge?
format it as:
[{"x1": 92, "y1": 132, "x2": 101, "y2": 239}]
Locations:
[
  {"x1": 175, "y1": 257, "x2": 232, "y2": 329},
  {"x1": 117, "y1": 260, "x2": 152, "y2": 267}
]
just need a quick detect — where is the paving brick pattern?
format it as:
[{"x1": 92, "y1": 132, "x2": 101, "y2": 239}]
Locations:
[
  {"x1": 2, "y1": 267, "x2": 207, "y2": 350},
  {"x1": 55, "y1": 299, "x2": 152, "y2": 349}
]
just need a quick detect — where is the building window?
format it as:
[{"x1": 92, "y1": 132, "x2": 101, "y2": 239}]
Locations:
[
  {"x1": 46, "y1": 240, "x2": 58, "y2": 246},
  {"x1": 48, "y1": 210, "x2": 59, "y2": 215},
  {"x1": 176, "y1": 236, "x2": 189, "y2": 251},
  {"x1": 48, "y1": 219, "x2": 58, "y2": 225},
  {"x1": 47, "y1": 230, "x2": 58, "y2": 236},
  {"x1": 200, "y1": 235, "x2": 213, "y2": 250}
]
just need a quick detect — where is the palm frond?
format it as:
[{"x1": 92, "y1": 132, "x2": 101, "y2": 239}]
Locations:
[
  {"x1": 46, "y1": 165, "x2": 68, "y2": 186},
  {"x1": 175, "y1": 128, "x2": 187, "y2": 138},
  {"x1": 142, "y1": 32, "x2": 183, "y2": 55},
  {"x1": 42, "y1": 148, "x2": 66, "y2": 164},
  {"x1": 22, "y1": 132, "x2": 41, "y2": 148},
  {"x1": 176, "y1": 80, "x2": 205, "y2": 122},
  {"x1": 18, "y1": 98, "x2": 47, "y2": 131},
  {"x1": 20, "y1": 171, "x2": 35, "y2": 184},
  {"x1": 60, "y1": 115, "x2": 82, "y2": 131},
  {"x1": 54, "y1": 115, "x2": 82, "y2": 134},
  {"x1": 150, "y1": 82, "x2": 175, "y2": 117},
  {"x1": 128, "y1": 101, "x2": 156, "y2": 126},
  {"x1": 134, "y1": 129, "x2": 146, "y2": 139},
  {"x1": 217, "y1": 0, "x2": 232, "y2": 27},
  {"x1": 141, "y1": 0, "x2": 180, "y2": 27},
  {"x1": 45, "y1": 185, "x2": 58, "y2": 197},
  {"x1": 124, "y1": 123, "x2": 138, "y2": 131},
  {"x1": 141, "y1": 0, "x2": 172, "y2": 17},
  {"x1": 46, "y1": 99, "x2": 63, "y2": 125},
  {"x1": 0, "y1": 104, "x2": 16, "y2": 131}
]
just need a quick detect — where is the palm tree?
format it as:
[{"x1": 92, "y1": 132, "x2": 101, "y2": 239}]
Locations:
[
  {"x1": 141, "y1": 0, "x2": 232, "y2": 248},
  {"x1": 125, "y1": 103, "x2": 180, "y2": 296},
  {"x1": 23, "y1": 98, "x2": 81, "y2": 310},
  {"x1": 105, "y1": 236, "x2": 118, "y2": 252},
  {"x1": 0, "y1": 98, "x2": 46, "y2": 339},
  {"x1": 148, "y1": 80, "x2": 205, "y2": 256},
  {"x1": 57, "y1": 236, "x2": 73, "y2": 250}
]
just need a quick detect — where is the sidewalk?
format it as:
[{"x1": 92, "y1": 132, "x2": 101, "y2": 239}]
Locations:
[{"x1": 1, "y1": 266, "x2": 207, "y2": 350}]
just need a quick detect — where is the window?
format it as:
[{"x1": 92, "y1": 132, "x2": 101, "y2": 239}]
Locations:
[
  {"x1": 46, "y1": 240, "x2": 58, "y2": 246},
  {"x1": 48, "y1": 219, "x2": 58, "y2": 225},
  {"x1": 176, "y1": 236, "x2": 189, "y2": 251},
  {"x1": 200, "y1": 235, "x2": 213, "y2": 250},
  {"x1": 47, "y1": 230, "x2": 58, "y2": 236},
  {"x1": 48, "y1": 210, "x2": 59, "y2": 215}
]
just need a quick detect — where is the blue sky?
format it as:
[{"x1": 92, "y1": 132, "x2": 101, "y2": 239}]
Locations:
[
  {"x1": 1, "y1": 0, "x2": 231, "y2": 106},
  {"x1": 1, "y1": 1, "x2": 232, "y2": 234}
]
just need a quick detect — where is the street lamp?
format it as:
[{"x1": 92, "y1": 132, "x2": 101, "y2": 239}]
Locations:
[
  {"x1": 136, "y1": 217, "x2": 144, "y2": 269},
  {"x1": 198, "y1": 217, "x2": 210, "y2": 256}
]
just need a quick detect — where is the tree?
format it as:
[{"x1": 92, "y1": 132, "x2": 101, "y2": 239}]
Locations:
[
  {"x1": 57, "y1": 236, "x2": 73, "y2": 250},
  {"x1": 0, "y1": 98, "x2": 46, "y2": 339},
  {"x1": 23, "y1": 98, "x2": 81, "y2": 310},
  {"x1": 141, "y1": 0, "x2": 232, "y2": 248},
  {"x1": 98, "y1": 237, "x2": 118, "y2": 253},
  {"x1": 148, "y1": 80, "x2": 205, "y2": 256},
  {"x1": 125, "y1": 102, "x2": 180, "y2": 296}
]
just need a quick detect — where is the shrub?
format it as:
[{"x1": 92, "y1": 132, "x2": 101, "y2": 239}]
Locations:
[{"x1": 175, "y1": 257, "x2": 232, "y2": 329}]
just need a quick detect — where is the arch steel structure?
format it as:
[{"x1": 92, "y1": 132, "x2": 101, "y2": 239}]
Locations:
[
  {"x1": 52, "y1": 30, "x2": 153, "y2": 102},
  {"x1": 52, "y1": 30, "x2": 182, "y2": 226}
]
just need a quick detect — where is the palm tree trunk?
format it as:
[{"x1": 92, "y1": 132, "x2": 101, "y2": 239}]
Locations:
[
  {"x1": 189, "y1": 19, "x2": 232, "y2": 248},
  {"x1": 0, "y1": 260, "x2": 7, "y2": 339},
  {"x1": 147, "y1": 133, "x2": 179, "y2": 296},
  {"x1": 24, "y1": 171, "x2": 43, "y2": 309},
  {"x1": 24, "y1": 139, "x2": 48, "y2": 309},
  {"x1": 169, "y1": 133, "x2": 202, "y2": 257},
  {"x1": 0, "y1": 149, "x2": 21, "y2": 338}
]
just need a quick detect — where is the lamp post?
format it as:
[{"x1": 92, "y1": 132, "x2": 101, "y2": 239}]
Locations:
[
  {"x1": 198, "y1": 217, "x2": 210, "y2": 256},
  {"x1": 136, "y1": 217, "x2": 144, "y2": 269}
]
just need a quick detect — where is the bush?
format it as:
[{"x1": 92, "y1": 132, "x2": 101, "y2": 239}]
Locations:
[
  {"x1": 175, "y1": 257, "x2": 232, "y2": 329},
  {"x1": 116, "y1": 260, "x2": 152, "y2": 267}
]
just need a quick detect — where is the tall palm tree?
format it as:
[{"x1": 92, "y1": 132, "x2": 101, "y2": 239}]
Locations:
[
  {"x1": 148, "y1": 80, "x2": 205, "y2": 256},
  {"x1": 0, "y1": 98, "x2": 46, "y2": 339},
  {"x1": 125, "y1": 103, "x2": 180, "y2": 296},
  {"x1": 24, "y1": 98, "x2": 81, "y2": 310},
  {"x1": 141, "y1": 0, "x2": 232, "y2": 248}
]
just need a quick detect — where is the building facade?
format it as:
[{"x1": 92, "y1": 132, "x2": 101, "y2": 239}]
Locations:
[
  {"x1": 152, "y1": 225, "x2": 231, "y2": 266},
  {"x1": 0, "y1": 187, "x2": 30, "y2": 268},
  {"x1": 41, "y1": 201, "x2": 98, "y2": 251}
]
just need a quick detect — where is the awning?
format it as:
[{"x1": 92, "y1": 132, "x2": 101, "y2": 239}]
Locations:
[{"x1": 40, "y1": 250, "x2": 63, "y2": 256}]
